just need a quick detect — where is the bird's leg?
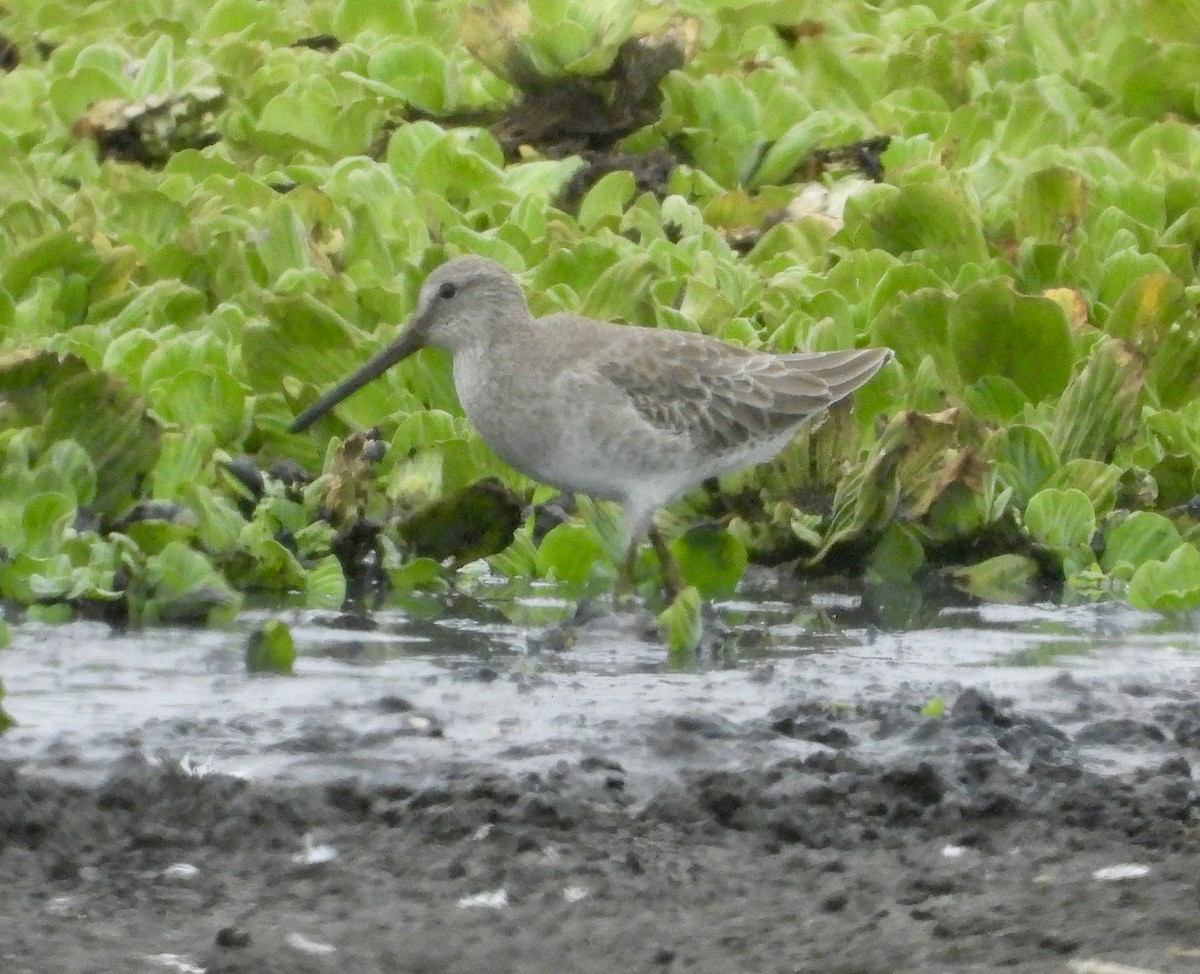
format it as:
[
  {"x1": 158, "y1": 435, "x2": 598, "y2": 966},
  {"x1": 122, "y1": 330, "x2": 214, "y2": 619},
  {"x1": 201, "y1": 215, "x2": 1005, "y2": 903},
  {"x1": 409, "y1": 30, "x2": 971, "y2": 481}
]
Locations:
[
  {"x1": 615, "y1": 532, "x2": 684, "y2": 602},
  {"x1": 615, "y1": 542, "x2": 640, "y2": 600},
  {"x1": 649, "y1": 526, "x2": 686, "y2": 601},
  {"x1": 613, "y1": 506, "x2": 686, "y2": 601}
]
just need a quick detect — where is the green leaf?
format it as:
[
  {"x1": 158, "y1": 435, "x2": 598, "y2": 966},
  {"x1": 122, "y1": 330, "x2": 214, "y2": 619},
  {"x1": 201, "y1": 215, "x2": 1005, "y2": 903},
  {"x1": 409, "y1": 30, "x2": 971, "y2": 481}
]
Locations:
[
  {"x1": 49, "y1": 69, "x2": 126, "y2": 129},
  {"x1": 39, "y1": 363, "x2": 161, "y2": 520},
  {"x1": 1142, "y1": 0, "x2": 1200, "y2": 40},
  {"x1": 257, "y1": 81, "x2": 341, "y2": 154},
  {"x1": 751, "y1": 114, "x2": 839, "y2": 188},
  {"x1": 947, "y1": 554, "x2": 1039, "y2": 605},
  {"x1": 40, "y1": 440, "x2": 97, "y2": 507},
  {"x1": 246, "y1": 619, "x2": 296, "y2": 675},
  {"x1": 252, "y1": 294, "x2": 414, "y2": 432},
  {"x1": 401, "y1": 480, "x2": 523, "y2": 565},
  {"x1": 335, "y1": 0, "x2": 416, "y2": 35},
  {"x1": 1128, "y1": 543, "x2": 1200, "y2": 613},
  {"x1": 963, "y1": 375, "x2": 1029, "y2": 424},
  {"x1": 364, "y1": 41, "x2": 454, "y2": 113},
  {"x1": 921, "y1": 698, "x2": 945, "y2": 719},
  {"x1": 1014, "y1": 166, "x2": 1088, "y2": 243},
  {"x1": 130, "y1": 35, "x2": 175, "y2": 97},
  {"x1": 535, "y1": 521, "x2": 607, "y2": 586},
  {"x1": 302, "y1": 555, "x2": 346, "y2": 610},
  {"x1": 660, "y1": 73, "x2": 764, "y2": 185},
  {"x1": 866, "y1": 524, "x2": 925, "y2": 584},
  {"x1": 18, "y1": 492, "x2": 75, "y2": 559},
  {"x1": 234, "y1": 532, "x2": 307, "y2": 592},
  {"x1": 668, "y1": 525, "x2": 747, "y2": 599},
  {"x1": 124, "y1": 519, "x2": 194, "y2": 557},
  {"x1": 139, "y1": 542, "x2": 239, "y2": 625},
  {"x1": 1050, "y1": 337, "x2": 1144, "y2": 461},
  {"x1": 578, "y1": 253, "x2": 659, "y2": 324},
  {"x1": 502, "y1": 158, "x2": 587, "y2": 201},
  {"x1": 200, "y1": 0, "x2": 268, "y2": 37},
  {"x1": 848, "y1": 182, "x2": 989, "y2": 267},
  {"x1": 252, "y1": 199, "x2": 321, "y2": 285},
  {"x1": 986, "y1": 425, "x2": 1058, "y2": 508},
  {"x1": 1147, "y1": 321, "x2": 1200, "y2": 408},
  {"x1": 1120, "y1": 42, "x2": 1200, "y2": 121},
  {"x1": 26, "y1": 603, "x2": 74, "y2": 625},
  {"x1": 190, "y1": 485, "x2": 246, "y2": 555},
  {"x1": 656, "y1": 585, "x2": 703, "y2": 665},
  {"x1": 385, "y1": 556, "x2": 445, "y2": 595},
  {"x1": 151, "y1": 429, "x2": 215, "y2": 502},
  {"x1": 1042, "y1": 460, "x2": 1120, "y2": 518},
  {"x1": 949, "y1": 279, "x2": 1073, "y2": 402},
  {"x1": 1105, "y1": 273, "x2": 1186, "y2": 344},
  {"x1": 149, "y1": 369, "x2": 248, "y2": 445},
  {"x1": 488, "y1": 523, "x2": 539, "y2": 580},
  {"x1": 1101, "y1": 511, "x2": 1183, "y2": 575},
  {"x1": 1025, "y1": 487, "x2": 1096, "y2": 551},
  {"x1": 871, "y1": 288, "x2": 954, "y2": 379},
  {"x1": 577, "y1": 171, "x2": 637, "y2": 232}
]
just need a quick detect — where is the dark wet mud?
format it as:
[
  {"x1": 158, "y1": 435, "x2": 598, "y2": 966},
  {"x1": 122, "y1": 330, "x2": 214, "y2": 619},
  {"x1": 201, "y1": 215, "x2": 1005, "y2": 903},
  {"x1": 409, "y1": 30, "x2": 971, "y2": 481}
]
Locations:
[{"x1": 3, "y1": 604, "x2": 1200, "y2": 973}]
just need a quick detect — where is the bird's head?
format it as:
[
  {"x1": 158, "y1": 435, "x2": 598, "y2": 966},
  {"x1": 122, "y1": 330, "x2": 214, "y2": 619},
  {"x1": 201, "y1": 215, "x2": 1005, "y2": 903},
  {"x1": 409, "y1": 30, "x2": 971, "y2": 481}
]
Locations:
[{"x1": 288, "y1": 256, "x2": 529, "y2": 432}]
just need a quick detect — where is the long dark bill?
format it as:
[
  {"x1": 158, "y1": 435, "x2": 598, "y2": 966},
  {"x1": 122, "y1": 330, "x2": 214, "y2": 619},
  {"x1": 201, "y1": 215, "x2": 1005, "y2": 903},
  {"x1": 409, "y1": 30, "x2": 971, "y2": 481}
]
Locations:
[{"x1": 288, "y1": 328, "x2": 425, "y2": 432}]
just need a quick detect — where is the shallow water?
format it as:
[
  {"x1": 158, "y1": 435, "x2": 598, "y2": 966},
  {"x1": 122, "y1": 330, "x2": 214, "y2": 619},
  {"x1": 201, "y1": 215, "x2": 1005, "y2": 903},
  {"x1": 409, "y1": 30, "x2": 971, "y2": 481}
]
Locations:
[
  {"x1": 6, "y1": 590, "x2": 1200, "y2": 974},
  {"x1": 3, "y1": 587, "x2": 1198, "y2": 787}
]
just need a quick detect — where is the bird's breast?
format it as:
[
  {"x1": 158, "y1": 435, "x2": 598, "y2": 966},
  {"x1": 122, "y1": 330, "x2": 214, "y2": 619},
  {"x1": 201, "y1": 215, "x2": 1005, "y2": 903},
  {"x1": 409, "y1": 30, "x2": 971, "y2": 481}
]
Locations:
[{"x1": 452, "y1": 346, "x2": 564, "y2": 483}]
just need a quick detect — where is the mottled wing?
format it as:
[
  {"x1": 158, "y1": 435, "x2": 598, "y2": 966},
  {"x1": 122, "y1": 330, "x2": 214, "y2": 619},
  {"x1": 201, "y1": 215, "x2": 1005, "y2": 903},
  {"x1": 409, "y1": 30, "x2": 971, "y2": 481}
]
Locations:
[
  {"x1": 596, "y1": 333, "x2": 882, "y2": 452},
  {"x1": 778, "y1": 348, "x2": 894, "y2": 402}
]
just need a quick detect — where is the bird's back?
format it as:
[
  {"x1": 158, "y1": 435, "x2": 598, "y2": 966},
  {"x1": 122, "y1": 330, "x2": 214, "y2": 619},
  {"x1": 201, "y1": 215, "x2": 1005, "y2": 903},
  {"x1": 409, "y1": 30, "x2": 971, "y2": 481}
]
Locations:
[
  {"x1": 538, "y1": 314, "x2": 890, "y2": 453},
  {"x1": 469, "y1": 314, "x2": 889, "y2": 506}
]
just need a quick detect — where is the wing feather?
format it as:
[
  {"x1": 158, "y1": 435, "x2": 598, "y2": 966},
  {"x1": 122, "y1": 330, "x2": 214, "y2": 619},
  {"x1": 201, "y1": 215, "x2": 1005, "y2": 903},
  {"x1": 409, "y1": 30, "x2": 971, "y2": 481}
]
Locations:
[{"x1": 594, "y1": 335, "x2": 891, "y2": 452}]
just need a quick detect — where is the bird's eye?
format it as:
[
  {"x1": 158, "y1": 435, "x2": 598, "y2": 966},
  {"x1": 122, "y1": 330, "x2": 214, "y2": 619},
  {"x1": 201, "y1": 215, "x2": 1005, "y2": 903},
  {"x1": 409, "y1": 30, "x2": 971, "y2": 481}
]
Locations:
[{"x1": 438, "y1": 282, "x2": 458, "y2": 300}]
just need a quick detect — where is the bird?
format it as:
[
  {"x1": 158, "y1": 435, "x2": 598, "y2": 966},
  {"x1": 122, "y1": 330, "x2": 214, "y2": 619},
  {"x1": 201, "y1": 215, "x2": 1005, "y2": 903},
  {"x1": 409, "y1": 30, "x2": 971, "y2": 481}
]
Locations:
[{"x1": 289, "y1": 256, "x2": 892, "y2": 598}]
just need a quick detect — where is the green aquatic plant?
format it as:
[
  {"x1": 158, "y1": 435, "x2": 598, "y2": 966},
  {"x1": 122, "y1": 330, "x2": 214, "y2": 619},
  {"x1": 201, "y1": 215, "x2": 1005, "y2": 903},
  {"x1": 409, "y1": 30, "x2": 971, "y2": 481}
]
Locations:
[
  {"x1": 0, "y1": 678, "x2": 13, "y2": 734},
  {"x1": 0, "y1": 0, "x2": 1198, "y2": 626},
  {"x1": 246, "y1": 618, "x2": 296, "y2": 674}
]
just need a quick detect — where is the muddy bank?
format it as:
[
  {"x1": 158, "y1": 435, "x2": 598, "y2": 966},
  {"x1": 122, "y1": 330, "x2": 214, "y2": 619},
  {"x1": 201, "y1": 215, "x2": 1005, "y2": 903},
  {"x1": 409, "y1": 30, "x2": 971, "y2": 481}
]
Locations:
[{"x1": 3, "y1": 681, "x2": 1200, "y2": 974}]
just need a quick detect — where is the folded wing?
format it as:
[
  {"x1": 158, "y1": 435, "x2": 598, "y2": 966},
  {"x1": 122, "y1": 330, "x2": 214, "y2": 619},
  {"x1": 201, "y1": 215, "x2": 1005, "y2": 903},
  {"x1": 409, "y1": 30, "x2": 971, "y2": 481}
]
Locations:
[{"x1": 598, "y1": 337, "x2": 891, "y2": 453}]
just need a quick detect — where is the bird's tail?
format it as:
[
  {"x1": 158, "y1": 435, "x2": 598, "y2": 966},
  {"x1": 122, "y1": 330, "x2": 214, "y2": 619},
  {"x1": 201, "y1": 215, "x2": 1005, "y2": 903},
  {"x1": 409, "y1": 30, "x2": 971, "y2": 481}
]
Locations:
[{"x1": 781, "y1": 348, "x2": 893, "y2": 402}]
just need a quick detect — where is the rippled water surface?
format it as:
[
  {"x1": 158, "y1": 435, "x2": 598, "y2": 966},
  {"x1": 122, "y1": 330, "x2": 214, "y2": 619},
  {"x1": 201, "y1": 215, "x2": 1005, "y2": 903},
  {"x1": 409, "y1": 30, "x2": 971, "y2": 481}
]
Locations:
[{"x1": 3, "y1": 585, "x2": 1199, "y2": 785}]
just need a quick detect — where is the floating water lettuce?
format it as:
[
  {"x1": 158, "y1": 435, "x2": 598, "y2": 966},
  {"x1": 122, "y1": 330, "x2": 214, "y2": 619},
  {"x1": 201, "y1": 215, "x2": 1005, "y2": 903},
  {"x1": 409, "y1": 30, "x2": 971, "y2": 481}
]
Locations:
[
  {"x1": 132, "y1": 541, "x2": 240, "y2": 625},
  {"x1": 535, "y1": 520, "x2": 608, "y2": 587},
  {"x1": 246, "y1": 618, "x2": 296, "y2": 674},
  {"x1": 402, "y1": 478, "x2": 523, "y2": 565},
  {"x1": 946, "y1": 554, "x2": 1039, "y2": 605},
  {"x1": 657, "y1": 584, "x2": 702, "y2": 663},
  {"x1": 462, "y1": 0, "x2": 643, "y2": 85},
  {"x1": 669, "y1": 525, "x2": 747, "y2": 599},
  {"x1": 0, "y1": 0, "x2": 1199, "y2": 628},
  {"x1": 1050, "y1": 337, "x2": 1143, "y2": 462},
  {"x1": 921, "y1": 697, "x2": 946, "y2": 719},
  {"x1": 0, "y1": 351, "x2": 161, "y2": 519},
  {"x1": 1128, "y1": 543, "x2": 1200, "y2": 614},
  {"x1": 948, "y1": 280, "x2": 1073, "y2": 404},
  {"x1": 1023, "y1": 487, "x2": 1097, "y2": 587},
  {"x1": 0, "y1": 678, "x2": 13, "y2": 734},
  {"x1": 1100, "y1": 511, "x2": 1182, "y2": 579},
  {"x1": 1025, "y1": 488, "x2": 1096, "y2": 554}
]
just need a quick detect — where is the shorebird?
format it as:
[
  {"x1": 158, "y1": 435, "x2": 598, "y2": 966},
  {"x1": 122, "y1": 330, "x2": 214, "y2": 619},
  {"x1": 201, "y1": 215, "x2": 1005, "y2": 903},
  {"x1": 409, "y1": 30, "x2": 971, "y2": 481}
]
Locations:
[{"x1": 289, "y1": 256, "x2": 892, "y2": 597}]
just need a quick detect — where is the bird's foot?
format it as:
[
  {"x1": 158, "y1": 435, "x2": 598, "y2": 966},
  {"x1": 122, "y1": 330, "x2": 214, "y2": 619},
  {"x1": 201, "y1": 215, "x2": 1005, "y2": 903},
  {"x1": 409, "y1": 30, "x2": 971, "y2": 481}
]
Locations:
[
  {"x1": 649, "y1": 526, "x2": 686, "y2": 602},
  {"x1": 616, "y1": 530, "x2": 686, "y2": 604}
]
